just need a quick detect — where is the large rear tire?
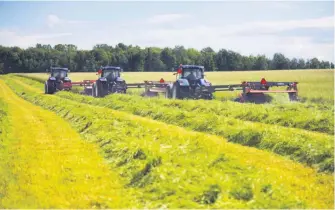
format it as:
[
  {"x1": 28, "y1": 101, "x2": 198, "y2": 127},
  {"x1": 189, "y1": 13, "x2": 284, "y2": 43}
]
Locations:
[
  {"x1": 96, "y1": 80, "x2": 108, "y2": 97},
  {"x1": 44, "y1": 82, "x2": 48, "y2": 94},
  {"x1": 92, "y1": 83, "x2": 96, "y2": 97},
  {"x1": 45, "y1": 81, "x2": 56, "y2": 94}
]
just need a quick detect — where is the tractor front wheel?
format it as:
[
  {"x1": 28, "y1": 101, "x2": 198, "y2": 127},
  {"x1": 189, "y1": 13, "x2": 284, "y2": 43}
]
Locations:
[
  {"x1": 165, "y1": 87, "x2": 171, "y2": 99},
  {"x1": 172, "y1": 82, "x2": 182, "y2": 99}
]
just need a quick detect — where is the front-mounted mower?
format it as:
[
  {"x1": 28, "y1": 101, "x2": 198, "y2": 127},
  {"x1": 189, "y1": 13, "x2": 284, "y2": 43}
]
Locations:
[
  {"x1": 44, "y1": 67, "x2": 72, "y2": 94},
  {"x1": 127, "y1": 64, "x2": 299, "y2": 103},
  {"x1": 71, "y1": 66, "x2": 127, "y2": 97}
]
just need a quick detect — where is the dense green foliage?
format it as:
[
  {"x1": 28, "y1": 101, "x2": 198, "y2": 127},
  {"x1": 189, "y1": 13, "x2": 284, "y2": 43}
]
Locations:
[
  {"x1": 0, "y1": 43, "x2": 333, "y2": 74},
  {"x1": 11, "y1": 75, "x2": 335, "y2": 173},
  {"x1": 2, "y1": 76, "x2": 334, "y2": 208}
]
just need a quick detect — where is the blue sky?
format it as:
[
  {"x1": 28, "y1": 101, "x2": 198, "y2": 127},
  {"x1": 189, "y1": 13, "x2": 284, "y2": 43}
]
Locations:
[{"x1": 0, "y1": 0, "x2": 333, "y2": 61}]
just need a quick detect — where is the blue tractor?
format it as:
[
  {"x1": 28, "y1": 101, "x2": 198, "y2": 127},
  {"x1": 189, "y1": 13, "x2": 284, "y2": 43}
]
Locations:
[
  {"x1": 44, "y1": 67, "x2": 72, "y2": 94},
  {"x1": 91, "y1": 66, "x2": 127, "y2": 97},
  {"x1": 166, "y1": 65, "x2": 214, "y2": 100}
]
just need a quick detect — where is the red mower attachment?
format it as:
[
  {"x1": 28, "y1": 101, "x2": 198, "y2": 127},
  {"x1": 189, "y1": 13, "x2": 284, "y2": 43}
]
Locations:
[
  {"x1": 238, "y1": 78, "x2": 299, "y2": 103},
  {"x1": 71, "y1": 80, "x2": 96, "y2": 86},
  {"x1": 62, "y1": 81, "x2": 72, "y2": 90},
  {"x1": 69, "y1": 80, "x2": 96, "y2": 95}
]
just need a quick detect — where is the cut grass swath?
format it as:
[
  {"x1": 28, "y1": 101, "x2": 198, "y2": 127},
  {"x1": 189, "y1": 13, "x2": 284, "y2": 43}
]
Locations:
[{"x1": 2, "y1": 76, "x2": 334, "y2": 209}]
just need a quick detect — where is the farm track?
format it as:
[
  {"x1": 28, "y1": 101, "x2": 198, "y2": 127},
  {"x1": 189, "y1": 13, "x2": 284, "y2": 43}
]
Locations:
[
  {"x1": 9, "y1": 76, "x2": 334, "y2": 173},
  {"x1": 0, "y1": 80, "x2": 134, "y2": 208},
  {"x1": 1, "y1": 76, "x2": 334, "y2": 208}
]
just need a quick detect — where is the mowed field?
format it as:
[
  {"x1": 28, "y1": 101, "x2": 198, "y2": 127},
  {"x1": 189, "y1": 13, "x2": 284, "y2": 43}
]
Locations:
[{"x1": 0, "y1": 69, "x2": 334, "y2": 208}]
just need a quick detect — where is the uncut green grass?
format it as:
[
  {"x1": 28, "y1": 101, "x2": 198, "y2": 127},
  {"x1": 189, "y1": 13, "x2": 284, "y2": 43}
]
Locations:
[
  {"x1": 2, "y1": 76, "x2": 334, "y2": 209},
  {"x1": 20, "y1": 69, "x2": 334, "y2": 104},
  {"x1": 10, "y1": 75, "x2": 334, "y2": 173}
]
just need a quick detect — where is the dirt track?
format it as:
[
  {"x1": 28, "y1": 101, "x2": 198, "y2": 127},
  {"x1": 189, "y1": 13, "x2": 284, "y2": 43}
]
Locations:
[{"x1": 0, "y1": 80, "x2": 132, "y2": 208}]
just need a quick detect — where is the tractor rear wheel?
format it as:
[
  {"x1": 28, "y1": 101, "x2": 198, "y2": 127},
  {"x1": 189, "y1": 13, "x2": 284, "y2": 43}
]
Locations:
[
  {"x1": 96, "y1": 80, "x2": 108, "y2": 97},
  {"x1": 92, "y1": 83, "x2": 96, "y2": 97},
  {"x1": 44, "y1": 82, "x2": 48, "y2": 94},
  {"x1": 45, "y1": 81, "x2": 56, "y2": 94}
]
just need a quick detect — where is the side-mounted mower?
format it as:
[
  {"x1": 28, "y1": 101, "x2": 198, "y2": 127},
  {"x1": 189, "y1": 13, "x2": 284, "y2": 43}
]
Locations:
[
  {"x1": 127, "y1": 64, "x2": 299, "y2": 103},
  {"x1": 44, "y1": 67, "x2": 72, "y2": 94}
]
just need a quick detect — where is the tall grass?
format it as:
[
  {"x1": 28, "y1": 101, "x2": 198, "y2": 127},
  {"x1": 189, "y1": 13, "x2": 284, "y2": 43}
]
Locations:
[
  {"x1": 11, "y1": 75, "x2": 334, "y2": 173},
  {"x1": 2, "y1": 76, "x2": 334, "y2": 208}
]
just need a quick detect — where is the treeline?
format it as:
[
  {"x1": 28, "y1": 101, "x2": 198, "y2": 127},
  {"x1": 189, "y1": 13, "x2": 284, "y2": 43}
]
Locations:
[{"x1": 0, "y1": 43, "x2": 333, "y2": 73}]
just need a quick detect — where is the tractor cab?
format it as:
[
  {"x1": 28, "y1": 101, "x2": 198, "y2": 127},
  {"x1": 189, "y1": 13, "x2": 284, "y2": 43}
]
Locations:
[
  {"x1": 99, "y1": 66, "x2": 122, "y2": 81},
  {"x1": 49, "y1": 67, "x2": 70, "y2": 81},
  {"x1": 178, "y1": 65, "x2": 205, "y2": 83}
]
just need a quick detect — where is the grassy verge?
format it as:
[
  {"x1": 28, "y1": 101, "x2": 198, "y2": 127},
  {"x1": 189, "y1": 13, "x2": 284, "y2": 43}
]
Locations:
[
  {"x1": 2, "y1": 76, "x2": 334, "y2": 208},
  {"x1": 0, "y1": 79, "x2": 135, "y2": 208},
  {"x1": 11, "y1": 75, "x2": 334, "y2": 173}
]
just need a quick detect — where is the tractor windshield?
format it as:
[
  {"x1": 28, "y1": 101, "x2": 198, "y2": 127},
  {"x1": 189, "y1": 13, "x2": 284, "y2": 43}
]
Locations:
[
  {"x1": 52, "y1": 70, "x2": 67, "y2": 79},
  {"x1": 102, "y1": 69, "x2": 120, "y2": 79},
  {"x1": 183, "y1": 68, "x2": 203, "y2": 80}
]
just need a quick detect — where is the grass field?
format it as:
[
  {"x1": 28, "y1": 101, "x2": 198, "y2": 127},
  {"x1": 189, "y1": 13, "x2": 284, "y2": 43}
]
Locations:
[{"x1": 0, "y1": 69, "x2": 334, "y2": 208}]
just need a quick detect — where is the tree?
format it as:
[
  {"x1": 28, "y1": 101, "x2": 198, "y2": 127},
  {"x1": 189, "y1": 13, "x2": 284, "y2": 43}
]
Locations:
[
  {"x1": 310, "y1": 58, "x2": 320, "y2": 69},
  {"x1": 290, "y1": 58, "x2": 298, "y2": 69},
  {"x1": 297, "y1": 59, "x2": 305, "y2": 69},
  {"x1": 84, "y1": 54, "x2": 97, "y2": 72},
  {"x1": 272, "y1": 53, "x2": 289, "y2": 69},
  {"x1": 160, "y1": 48, "x2": 176, "y2": 71},
  {"x1": 253, "y1": 55, "x2": 268, "y2": 70},
  {"x1": 0, "y1": 43, "x2": 332, "y2": 73}
]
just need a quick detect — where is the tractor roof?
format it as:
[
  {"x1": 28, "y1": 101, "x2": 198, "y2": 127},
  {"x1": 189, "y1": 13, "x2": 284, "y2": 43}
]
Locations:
[
  {"x1": 181, "y1": 65, "x2": 204, "y2": 69},
  {"x1": 51, "y1": 67, "x2": 69, "y2": 71},
  {"x1": 102, "y1": 66, "x2": 121, "y2": 70}
]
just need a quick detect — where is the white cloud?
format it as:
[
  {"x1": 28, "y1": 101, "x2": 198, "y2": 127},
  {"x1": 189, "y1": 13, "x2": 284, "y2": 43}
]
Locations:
[
  {"x1": 0, "y1": 14, "x2": 333, "y2": 62},
  {"x1": 0, "y1": 29, "x2": 72, "y2": 48},
  {"x1": 217, "y1": 16, "x2": 334, "y2": 36},
  {"x1": 46, "y1": 14, "x2": 61, "y2": 28},
  {"x1": 146, "y1": 13, "x2": 191, "y2": 24},
  {"x1": 46, "y1": 14, "x2": 93, "y2": 29}
]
